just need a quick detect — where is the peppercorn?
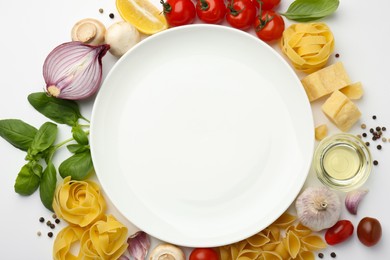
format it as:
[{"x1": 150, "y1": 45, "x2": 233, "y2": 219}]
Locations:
[
  {"x1": 99, "y1": 8, "x2": 104, "y2": 13},
  {"x1": 373, "y1": 115, "x2": 377, "y2": 119},
  {"x1": 377, "y1": 145, "x2": 382, "y2": 150},
  {"x1": 318, "y1": 253, "x2": 324, "y2": 258},
  {"x1": 382, "y1": 137, "x2": 387, "y2": 142},
  {"x1": 382, "y1": 127, "x2": 386, "y2": 131},
  {"x1": 363, "y1": 133, "x2": 367, "y2": 137},
  {"x1": 37, "y1": 231, "x2": 41, "y2": 236},
  {"x1": 361, "y1": 123, "x2": 366, "y2": 129},
  {"x1": 373, "y1": 160, "x2": 379, "y2": 165},
  {"x1": 39, "y1": 217, "x2": 45, "y2": 223},
  {"x1": 55, "y1": 219, "x2": 60, "y2": 224},
  {"x1": 331, "y1": 252, "x2": 337, "y2": 258},
  {"x1": 357, "y1": 134, "x2": 362, "y2": 139},
  {"x1": 46, "y1": 221, "x2": 51, "y2": 226},
  {"x1": 50, "y1": 224, "x2": 55, "y2": 229},
  {"x1": 109, "y1": 13, "x2": 115, "y2": 19},
  {"x1": 48, "y1": 232, "x2": 53, "y2": 238},
  {"x1": 376, "y1": 126, "x2": 381, "y2": 131},
  {"x1": 335, "y1": 53, "x2": 340, "y2": 58},
  {"x1": 52, "y1": 213, "x2": 57, "y2": 219},
  {"x1": 370, "y1": 128, "x2": 374, "y2": 133},
  {"x1": 365, "y1": 142, "x2": 370, "y2": 146}
]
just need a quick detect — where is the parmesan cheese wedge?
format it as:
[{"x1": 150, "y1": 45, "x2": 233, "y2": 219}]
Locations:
[
  {"x1": 301, "y1": 62, "x2": 352, "y2": 102},
  {"x1": 322, "y1": 90, "x2": 361, "y2": 132}
]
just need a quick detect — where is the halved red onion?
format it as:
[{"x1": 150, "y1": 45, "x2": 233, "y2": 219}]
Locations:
[{"x1": 43, "y1": 41, "x2": 110, "y2": 100}]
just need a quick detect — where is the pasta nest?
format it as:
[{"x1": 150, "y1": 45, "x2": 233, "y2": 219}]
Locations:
[
  {"x1": 52, "y1": 176, "x2": 106, "y2": 227},
  {"x1": 280, "y1": 23, "x2": 335, "y2": 73}
]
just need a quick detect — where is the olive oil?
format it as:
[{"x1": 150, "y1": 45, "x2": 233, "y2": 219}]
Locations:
[{"x1": 314, "y1": 134, "x2": 372, "y2": 191}]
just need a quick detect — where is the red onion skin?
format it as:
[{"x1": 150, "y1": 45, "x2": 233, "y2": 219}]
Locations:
[{"x1": 43, "y1": 42, "x2": 110, "y2": 100}]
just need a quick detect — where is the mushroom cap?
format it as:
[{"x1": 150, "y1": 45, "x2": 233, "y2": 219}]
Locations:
[
  {"x1": 149, "y1": 244, "x2": 185, "y2": 260},
  {"x1": 105, "y1": 21, "x2": 140, "y2": 57},
  {"x1": 71, "y1": 18, "x2": 106, "y2": 45}
]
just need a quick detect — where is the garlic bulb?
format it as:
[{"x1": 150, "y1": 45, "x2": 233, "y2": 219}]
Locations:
[{"x1": 295, "y1": 186, "x2": 341, "y2": 231}]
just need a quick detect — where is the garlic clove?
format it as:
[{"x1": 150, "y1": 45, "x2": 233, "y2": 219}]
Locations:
[
  {"x1": 295, "y1": 186, "x2": 341, "y2": 232},
  {"x1": 345, "y1": 189, "x2": 368, "y2": 215},
  {"x1": 71, "y1": 18, "x2": 106, "y2": 45}
]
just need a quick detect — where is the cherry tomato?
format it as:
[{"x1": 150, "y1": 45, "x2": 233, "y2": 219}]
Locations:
[
  {"x1": 254, "y1": 9, "x2": 284, "y2": 41},
  {"x1": 196, "y1": 0, "x2": 227, "y2": 24},
  {"x1": 357, "y1": 217, "x2": 382, "y2": 247},
  {"x1": 189, "y1": 248, "x2": 219, "y2": 260},
  {"x1": 226, "y1": 0, "x2": 257, "y2": 30},
  {"x1": 325, "y1": 220, "x2": 354, "y2": 245},
  {"x1": 161, "y1": 0, "x2": 196, "y2": 27},
  {"x1": 260, "y1": 0, "x2": 281, "y2": 10}
]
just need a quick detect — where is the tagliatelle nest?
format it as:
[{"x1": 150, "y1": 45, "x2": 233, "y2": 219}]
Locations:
[{"x1": 280, "y1": 23, "x2": 335, "y2": 73}]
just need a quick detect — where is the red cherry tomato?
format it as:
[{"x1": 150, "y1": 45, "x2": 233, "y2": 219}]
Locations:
[
  {"x1": 161, "y1": 0, "x2": 196, "y2": 27},
  {"x1": 254, "y1": 9, "x2": 284, "y2": 41},
  {"x1": 189, "y1": 248, "x2": 219, "y2": 260},
  {"x1": 226, "y1": 0, "x2": 257, "y2": 30},
  {"x1": 196, "y1": 0, "x2": 227, "y2": 24},
  {"x1": 325, "y1": 220, "x2": 354, "y2": 245},
  {"x1": 357, "y1": 217, "x2": 382, "y2": 247},
  {"x1": 260, "y1": 0, "x2": 281, "y2": 10}
]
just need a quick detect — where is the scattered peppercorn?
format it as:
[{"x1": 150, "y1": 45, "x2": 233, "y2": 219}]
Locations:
[
  {"x1": 357, "y1": 134, "x2": 362, "y2": 139},
  {"x1": 46, "y1": 221, "x2": 51, "y2": 226},
  {"x1": 382, "y1": 127, "x2": 386, "y2": 131},
  {"x1": 335, "y1": 53, "x2": 340, "y2": 58},
  {"x1": 318, "y1": 253, "x2": 324, "y2": 258},
  {"x1": 331, "y1": 252, "x2": 337, "y2": 258},
  {"x1": 55, "y1": 219, "x2": 60, "y2": 224},
  {"x1": 370, "y1": 128, "x2": 374, "y2": 133},
  {"x1": 52, "y1": 214, "x2": 57, "y2": 219},
  {"x1": 377, "y1": 145, "x2": 382, "y2": 150},
  {"x1": 109, "y1": 13, "x2": 115, "y2": 19},
  {"x1": 39, "y1": 217, "x2": 45, "y2": 223},
  {"x1": 376, "y1": 126, "x2": 381, "y2": 131},
  {"x1": 50, "y1": 224, "x2": 55, "y2": 229},
  {"x1": 48, "y1": 232, "x2": 53, "y2": 238},
  {"x1": 373, "y1": 160, "x2": 379, "y2": 166},
  {"x1": 99, "y1": 8, "x2": 104, "y2": 13},
  {"x1": 373, "y1": 115, "x2": 377, "y2": 119},
  {"x1": 365, "y1": 142, "x2": 370, "y2": 146},
  {"x1": 37, "y1": 231, "x2": 41, "y2": 236},
  {"x1": 363, "y1": 133, "x2": 367, "y2": 137},
  {"x1": 382, "y1": 137, "x2": 387, "y2": 142},
  {"x1": 361, "y1": 123, "x2": 366, "y2": 129}
]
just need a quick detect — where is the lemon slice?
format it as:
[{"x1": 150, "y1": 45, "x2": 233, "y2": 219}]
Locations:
[{"x1": 116, "y1": 0, "x2": 168, "y2": 35}]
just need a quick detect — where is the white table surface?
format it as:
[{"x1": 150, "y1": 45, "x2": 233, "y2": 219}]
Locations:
[{"x1": 0, "y1": 0, "x2": 389, "y2": 259}]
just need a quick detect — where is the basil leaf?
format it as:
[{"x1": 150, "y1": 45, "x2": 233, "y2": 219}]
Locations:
[
  {"x1": 0, "y1": 119, "x2": 38, "y2": 151},
  {"x1": 39, "y1": 161, "x2": 57, "y2": 211},
  {"x1": 28, "y1": 92, "x2": 82, "y2": 126},
  {"x1": 72, "y1": 126, "x2": 89, "y2": 145},
  {"x1": 28, "y1": 122, "x2": 58, "y2": 156},
  {"x1": 14, "y1": 162, "x2": 42, "y2": 195},
  {"x1": 281, "y1": 0, "x2": 339, "y2": 22},
  {"x1": 59, "y1": 150, "x2": 94, "y2": 180},
  {"x1": 67, "y1": 144, "x2": 89, "y2": 154}
]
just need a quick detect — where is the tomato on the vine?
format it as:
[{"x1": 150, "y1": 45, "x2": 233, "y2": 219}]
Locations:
[
  {"x1": 189, "y1": 248, "x2": 219, "y2": 260},
  {"x1": 196, "y1": 0, "x2": 227, "y2": 24},
  {"x1": 325, "y1": 220, "x2": 354, "y2": 245},
  {"x1": 254, "y1": 9, "x2": 284, "y2": 41},
  {"x1": 161, "y1": 0, "x2": 196, "y2": 27},
  {"x1": 260, "y1": 0, "x2": 281, "y2": 10},
  {"x1": 226, "y1": 0, "x2": 257, "y2": 30}
]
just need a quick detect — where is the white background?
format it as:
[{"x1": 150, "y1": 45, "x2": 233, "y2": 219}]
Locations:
[{"x1": 0, "y1": 0, "x2": 389, "y2": 259}]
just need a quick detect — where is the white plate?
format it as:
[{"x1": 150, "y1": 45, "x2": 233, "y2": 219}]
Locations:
[{"x1": 90, "y1": 24, "x2": 314, "y2": 247}]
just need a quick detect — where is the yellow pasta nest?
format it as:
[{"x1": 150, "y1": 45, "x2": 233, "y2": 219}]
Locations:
[
  {"x1": 53, "y1": 226, "x2": 84, "y2": 260},
  {"x1": 81, "y1": 215, "x2": 128, "y2": 260},
  {"x1": 280, "y1": 23, "x2": 335, "y2": 73},
  {"x1": 52, "y1": 176, "x2": 106, "y2": 227},
  {"x1": 218, "y1": 213, "x2": 327, "y2": 260}
]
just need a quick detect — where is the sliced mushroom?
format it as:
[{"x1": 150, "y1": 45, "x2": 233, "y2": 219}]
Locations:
[
  {"x1": 105, "y1": 21, "x2": 140, "y2": 57},
  {"x1": 71, "y1": 18, "x2": 106, "y2": 45},
  {"x1": 149, "y1": 244, "x2": 185, "y2": 260}
]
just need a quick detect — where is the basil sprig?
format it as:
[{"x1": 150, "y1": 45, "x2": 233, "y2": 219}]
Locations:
[
  {"x1": 281, "y1": 0, "x2": 339, "y2": 22},
  {"x1": 0, "y1": 92, "x2": 93, "y2": 211}
]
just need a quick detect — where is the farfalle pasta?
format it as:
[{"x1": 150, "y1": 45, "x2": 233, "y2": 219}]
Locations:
[
  {"x1": 280, "y1": 23, "x2": 335, "y2": 73},
  {"x1": 53, "y1": 176, "x2": 106, "y2": 227},
  {"x1": 218, "y1": 212, "x2": 327, "y2": 260},
  {"x1": 80, "y1": 214, "x2": 128, "y2": 260},
  {"x1": 53, "y1": 226, "x2": 84, "y2": 260}
]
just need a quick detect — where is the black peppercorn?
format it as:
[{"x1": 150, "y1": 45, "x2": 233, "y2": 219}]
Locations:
[
  {"x1": 109, "y1": 13, "x2": 115, "y2": 19},
  {"x1": 318, "y1": 253, "x2": 324, "y2": 258},
  {"x1": 373, "y1": 160, "x2": 379, "y2": 165},
  {"x1": 331, "y1": 252, "x2": 337, "y2": 258},
  {"x1": 39, "y1": 217, "x2": 45, "y2": 223},
  {"x1": 55, "y1": 219, "x2": 60, "y2": 224},
  {"x1": 46, "y1": 221, "x2": 51, "y2": 226},
  {"x1": 362, "y1": 133, "x2": 367, "y2": 137},
  {"x1": 376, "y1": 126, "x2": 381, "y2": 131},
  {"x1": 382, "y1": 127, "x2": 386, "y2": 131},
  {"x1": 365, "y1": 142, "x2": 370, "y2": 146},
  {"x1": 50, "y1": 224, "x2": 55, "y2": 229},
  {"x1": 377, "y1": 145, "x2": 382, "y2": 150},
  {"x1": 370, "y1": 128, "x2": 374, "y2": 133},
  {"x1": 48, "y1": 232, "x2": 53, "y2": 238},
  {"x1": 373, "y1": 115, "x2": 377, "y2": 119}
]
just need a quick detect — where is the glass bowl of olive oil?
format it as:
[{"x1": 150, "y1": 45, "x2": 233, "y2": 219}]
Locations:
[{"x1": 314, "y1": 133, "x2": 372, "y2": 191}]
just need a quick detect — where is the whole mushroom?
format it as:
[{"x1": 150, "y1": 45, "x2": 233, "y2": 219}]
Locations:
[
  {"x1": 71, "y1": 18, "x2": 106, "y2": 45},
  {"x1": 105, "y1": 21, "x2": 140, "y2": 57},
  {"x1": 149, "y1": 244, "x2": 185, "y2": 260}
]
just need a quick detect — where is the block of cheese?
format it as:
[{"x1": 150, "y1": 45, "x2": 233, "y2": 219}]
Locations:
[
  {"x1": 301, "y1": 62, "x2": 352, "y2": 102},
  {"x1": 322, "y1": 90, "x2": 361, "y2": 132}
]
